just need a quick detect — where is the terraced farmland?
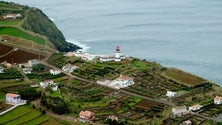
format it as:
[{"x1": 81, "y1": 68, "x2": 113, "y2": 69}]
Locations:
[
  {"x1": 0, "y1": 43, "x2": 13, "y2": 56},
  {"x1": 0, "y1": 48, "x2": 45, "y2": 63},
  {"x1": 0, "y1": 105, "x2": 48, "y2": 125}
]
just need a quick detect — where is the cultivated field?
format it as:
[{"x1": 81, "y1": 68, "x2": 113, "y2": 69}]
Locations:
[
  {"x1": 0, "y1": 105, "x2": 63, "y2": 125},
  {"x1": 0, "y1": 43, "x2": 13, "y2": 56},
  {"x1": 0, "y1": 47, "x2": 45, "y2": 64},
  {"x1": 162, "y1": 68, "x2": 205, "y2": 86}
]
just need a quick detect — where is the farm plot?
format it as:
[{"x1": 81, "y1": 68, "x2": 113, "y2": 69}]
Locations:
[
  {"x1": 60, "y1": 79, "x2": 169, "y2": 123},
  {"x1": 199, "y1": 104, "x2": 222, "y2": 117},
  {"x1": 0, "y1": 43, "x2": 13, "y2": 56},
  {"x1": 73, "y1": 61, "x2": 128, "y2": 80},
  {"x1": 162, "y1": 68, "x2": 206, "y2": 86},
  {"x1": 125, "y1": 71, "x2": 186, "y2": 98},
  {"x1": 0, "y1": 105, "x2": 49, "y2": 125},
  {"x1": 0, "y1": 49, "x2": 45, "y2": 63}
]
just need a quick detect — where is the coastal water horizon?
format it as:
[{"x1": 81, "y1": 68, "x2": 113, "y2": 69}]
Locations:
[{"x1": 9, "y1": 0, "x2": 222, "y2": 85}]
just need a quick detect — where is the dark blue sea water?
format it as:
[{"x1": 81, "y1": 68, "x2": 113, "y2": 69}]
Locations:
[{"x1": 9, "y1": 0, "x2": 222, "y2": 85}]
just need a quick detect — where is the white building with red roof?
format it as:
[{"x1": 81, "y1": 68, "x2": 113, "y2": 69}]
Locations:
[
  {"x1": 214, "y1": 96, "x2": 222, "y2": 105},
  {"x1": 6, "y1": 93, "x2": 21, "y2": 104},
  {"x1": 188, "y1": 104, "x2": 202, "y2": 111},
  {"x1": 117, "y1": 75, "x2": 134, "y2": 88}
]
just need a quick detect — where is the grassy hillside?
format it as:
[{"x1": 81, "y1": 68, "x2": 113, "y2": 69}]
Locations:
[
  {"x1": 0, "y1": 27, "x2": 45, "y2": 44},
  {"x1": 21, "y1": 8, "x2": 81, "y2": 52}
]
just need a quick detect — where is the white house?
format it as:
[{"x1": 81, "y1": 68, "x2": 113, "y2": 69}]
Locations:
[
  {"x1": 18, "y1": 63, "x2": 32, "y2": 74},
  {"x1": 40, "y1": 80, "x2": 54, "y2": 88},
  {"x1": 50, "y1": 69, "x2": 61, "y2": 75},
  {"x1": 181, "y1": 120, "x2": 192, "y2": 125},
  {"x1": 28, "y1": 59, "x2": 39, "y2": 67},
  {"x1": 166, "y1": 91, "x2": 177, "y2": 97},
  {"x1": 172, "y1": 106, "x2": 188, "y2": 117},
  {"x1": 40, "y1": 80, "x2": 58, "y2": 91},
  {"x1": 188, "y1": 104, "x2": 202, "y2": 111},
  {"x1": 214, "y1": 96, "x2": 222, "y2": 105},
  {"x1": 62, "y1": 64, "x2": 78, "y2": 73},
  {"x1": 6, "y1": 93, "x2": 21, "y2": 104},
  {"x1": 117, "y1": 75, "x2": 134, "y2": 88}
]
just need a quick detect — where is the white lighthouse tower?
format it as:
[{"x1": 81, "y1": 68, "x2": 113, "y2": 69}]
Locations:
[{"x1": 115, "y1": 45, "x2": 121, "y2": 62}]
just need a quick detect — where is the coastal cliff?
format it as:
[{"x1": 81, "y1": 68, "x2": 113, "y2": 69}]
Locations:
[{"x1": 21, "y1": 7, "x2": 81, "y2": 52}]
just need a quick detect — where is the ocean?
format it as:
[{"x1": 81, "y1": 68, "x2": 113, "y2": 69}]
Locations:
[{"x1": 9, "y1": 0, "x2": 222, "y2": 85}]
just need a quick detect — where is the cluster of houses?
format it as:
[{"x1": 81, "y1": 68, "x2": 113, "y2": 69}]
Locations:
[
  {"x1": 171, "y1": 95, "x2": 222, "y2": 124},
  {"x1": 78, "y1": 110, "x2": 118, "y2": 123},
  {"x1": 18, "y1": 59, "x2": 39, "y2": 74},
  {"x1": 97, "y1": 75, "x2": 134, "y2": 89},
  {"x1": 64, "y1": 45, "x2": 127, "y2": 62}
]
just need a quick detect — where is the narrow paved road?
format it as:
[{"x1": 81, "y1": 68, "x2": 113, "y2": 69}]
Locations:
[{"x1": 40, "y1": 61, "x2": 177, "y2": 107}]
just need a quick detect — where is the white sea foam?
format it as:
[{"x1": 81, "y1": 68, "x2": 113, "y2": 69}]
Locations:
[{"x1": 67, "y1": 40, "x2": 91, "y2": 52}]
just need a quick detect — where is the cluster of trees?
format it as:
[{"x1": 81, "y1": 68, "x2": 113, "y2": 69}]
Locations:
[
  {"x1": 0, "y1": 68, "x2": 23, "y2": 79},
  {"x1": 41, "y1": 95, "x2": 68, "y2": 114},
  {"x1": 18, "y1": 87, "x2": 41, "y2": 100}
]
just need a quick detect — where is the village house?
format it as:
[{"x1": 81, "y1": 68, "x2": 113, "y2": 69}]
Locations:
[
  {"x1": 96, "y1": 79, "x2": 111, "y2": 85},
  {"x1": 117, "y1": 75, "x2": 134, "y2": 88},
  {"x1": 79, "y1": 110, "x2": 95, "y2": 122},
  {"x1": 40, "y1": 80, "x2": 58, "y2": 91},
  {"x1": 107, "y1": 115, "x2": 118, "y2": 122},
  {"x1": 28, "y1": 59, "x2": 39, "y2": 67},
  {"x1": 172, "y1": 106, "x2": 188, "y2": 117},
  {"x1": 214, "y1": 96, "x2": 222, "y2": 105},
  {"x1": 189, "y1": 104, "x2": 202, "y2": 111},
  {"x1": 62, "y1": 64, "x2": 78, "y2": 73},
  {"x1": 50, "y1": 69, "x2": 61, "y2": 75},
  {"x1": 3, "y1": 13, "x2": 21, "y2": 19},
  {"x1": 18, "y1": 63, "x2": 32, "y2": 74},
  {"x1": 6, "y1": 93, "x2": 21, "y2": 104},
  {"x1": 166, "y1": 91, "x2": 177, "y2": 97},
  {"x1": 40, "y1": 80, "x2": 53, "y2": 88},
  {"x1": 181, "y1": 120, "x2": 192, "y2": 125}
]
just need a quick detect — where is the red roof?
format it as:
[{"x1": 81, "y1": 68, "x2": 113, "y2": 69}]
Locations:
[
  {"x1": 119, "y1": 75, "x2": 132, "y2": 80},
  {"x1": 79, "y1": 111, "x2": 95, "y2": 120},
  {"x1": 6, "y1": 93, "x2": 20, "y2": 97},
  {"x1": 215, "y1": 96, "x2": 222, "y2": 101}
]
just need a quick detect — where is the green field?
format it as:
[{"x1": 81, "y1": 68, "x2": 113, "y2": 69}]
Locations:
[
  {"x1": 0, "y1": 21, "x2": 19, "y2": 26},
  {"x1": 0, "y1": 27, "x2": 45, "y2": 45},
  {"x1": 0, "y1": 105, "x2": 48, "y2": 125}
]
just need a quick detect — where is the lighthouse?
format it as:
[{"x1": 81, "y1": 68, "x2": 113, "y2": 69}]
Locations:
[{"x1": 115, "y1": 45, "x2": 121, "y2": 62}]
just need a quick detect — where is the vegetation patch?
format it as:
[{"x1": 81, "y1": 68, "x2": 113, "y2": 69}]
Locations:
[
  {"x1": 162, "y1": 68, "x2": 205, "y2": 86},
  {"x1": 0, "y1": 21, "x2": 19, "y2": 26},
  {"x1": 0, "y1": 27, "x2": 45, "y2": 45}
]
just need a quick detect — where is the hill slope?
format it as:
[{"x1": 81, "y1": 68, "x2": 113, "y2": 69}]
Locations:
[{"x1": 21, "y1": 7, "x2": 81, "y2": 52}]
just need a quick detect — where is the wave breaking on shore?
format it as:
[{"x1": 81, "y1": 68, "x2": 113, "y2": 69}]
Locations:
[{"x1": 67, "y1": 39, "x2": 91, "y2": 52}]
